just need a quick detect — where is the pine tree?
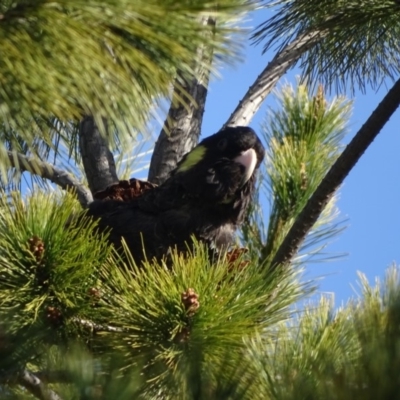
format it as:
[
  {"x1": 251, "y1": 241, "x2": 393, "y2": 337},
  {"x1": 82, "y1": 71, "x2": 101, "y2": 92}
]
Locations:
[{"x1": 1, "y1": 1, "x2": 400, "y2": 399}]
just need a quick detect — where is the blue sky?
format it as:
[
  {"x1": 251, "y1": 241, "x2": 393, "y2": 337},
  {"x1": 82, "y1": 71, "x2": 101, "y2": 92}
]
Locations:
[{"x1": 199, "y1": 10, "x2": 400, "y2": 306}]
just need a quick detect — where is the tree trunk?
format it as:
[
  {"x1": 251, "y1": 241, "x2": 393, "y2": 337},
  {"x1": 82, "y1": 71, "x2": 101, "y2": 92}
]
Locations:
[{"x1": 79, "y1": 116, "x2": 119, "y2": 195}]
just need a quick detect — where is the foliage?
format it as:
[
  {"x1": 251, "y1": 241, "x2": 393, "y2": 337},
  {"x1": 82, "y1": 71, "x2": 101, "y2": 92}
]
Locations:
[
  {"x1": 0, "y1": 191, "x2": 111, "y2": 369},
  {"x1": 95, "y1": 243, "x2": 310, "y2": 398},
  {"x1": 254, "y1": 0, "x2": 400, "y2": 91},
  {"x1": 1, "y1": 190, "x2": 400, "y2": 399},
  {"x1": 0, "y1": 81, "x2": 359, "y2": 399},
  {"x1": 0, "y1": 190, "x2": 312, "y2": 398},
  {"x1": 0, "y1": 0, "x2": 248, "y2": 176},
  {"x1": 244, "y1": 265, "x2": 400, "y2": 400},
  {"x1": 242, "y1": 83, "x2": 349, "y2": 264},
  {"x1": 0, "y1": 0, "x2": 398, "y2": 398}
]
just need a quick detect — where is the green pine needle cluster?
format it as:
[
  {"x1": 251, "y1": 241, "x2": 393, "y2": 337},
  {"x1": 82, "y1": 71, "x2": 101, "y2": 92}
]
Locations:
[
  {"x1": 0, "y1": 190, "x2": 111, "y2": 367},
  {"x1": 0, "y1": 0, "x2": 248, "y2": 177},
  {"x1": 0, "y1": 190, "x2": 312, "y2": 398},
  {"x1": 243, "y1": 83, "x2": 350, "y2": 264},
  {"x1": 94, "y1": 243, "x2": 310, "y2": 387},
  {"x1": 243, "y1": 266, "x2": 400, "y2": 400},
  {"x1": 254, "y1": 0, "x2": 400, "y2": 91}
]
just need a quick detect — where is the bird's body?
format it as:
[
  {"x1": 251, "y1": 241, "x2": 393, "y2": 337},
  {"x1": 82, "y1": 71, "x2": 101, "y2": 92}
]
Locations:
[{"x1": 87, "y1": 127, "x2": 265, "y2": 265}]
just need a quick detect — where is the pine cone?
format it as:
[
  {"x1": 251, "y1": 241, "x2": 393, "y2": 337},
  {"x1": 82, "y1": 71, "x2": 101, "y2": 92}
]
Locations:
[
  {"x1": 174, "y1": 326, "x2": 190, "y2": 343},
  {"x1": 28, "y1": 235, "x2": 45, "y2": 263},
  {"x1": 93, "y1": 178, "x2": 158, "y2": 202},
  {"x1": 225, "y1": 248, "x2": 250, "y2": 272},
  {"x1": 181, "y1": 288, "x2": 200, "y2": 316},
  {"x1": 88, "y1": 287, "x2": 101, "y2": 307},
  {"x1": 46, "y1": 306, "x2": 63, "y2": 327},
  {"x1": 88, "y1": 287, "x2": 101, "y2": 299}
]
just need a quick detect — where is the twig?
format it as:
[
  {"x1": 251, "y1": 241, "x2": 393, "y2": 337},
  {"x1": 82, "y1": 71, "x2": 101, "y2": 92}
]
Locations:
[
  {"x1": 7, "y1": 151, "x2": 93, "y2": 208},
  {"x1": 270, "y1": 76, "x2": 400, "y2": 269},
  {"x1": 73, "y1": 317, "x2": 123, "y2": 333}
]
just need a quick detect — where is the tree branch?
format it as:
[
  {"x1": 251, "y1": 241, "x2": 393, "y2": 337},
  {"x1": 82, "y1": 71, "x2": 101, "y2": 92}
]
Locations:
[
  {"x1": 7, "y1": 151, "x2": 93, "y2": 208},
  {"x1": 148, "y1": 17, "x2": 215, "y2": 185},
  {"x1": 73, "y1": 317, "x2": 123, "y2": 333},
  {"x1": 17, "y1": 369, "x2": 63, "y2": 400},
  {"x1": 223, "y1": 30, "x2": 327, "y2": 127},
  {"x1": 270, "y1": 77, "x2": 400, "y2": 269},
  {"x1": 79, "y1": 116, "x2": 119, "y2": 194}
]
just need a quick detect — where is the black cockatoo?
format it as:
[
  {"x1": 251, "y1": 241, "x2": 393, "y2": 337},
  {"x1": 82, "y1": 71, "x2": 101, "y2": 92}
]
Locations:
[{"x1": 87, "y1": 126, "x2": 265, "y2": 264}]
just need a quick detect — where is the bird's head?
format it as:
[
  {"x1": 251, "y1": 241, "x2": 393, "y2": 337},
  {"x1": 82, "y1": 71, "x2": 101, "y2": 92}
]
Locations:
[{"x1": 173, "y1": 126, "x2": 265, "y2": 206}]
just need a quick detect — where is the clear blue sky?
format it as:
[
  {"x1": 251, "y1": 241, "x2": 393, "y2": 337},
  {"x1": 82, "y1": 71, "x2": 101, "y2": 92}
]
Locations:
[{"x1": 200, "y1": 10, "x2": 400, "y2": 306}]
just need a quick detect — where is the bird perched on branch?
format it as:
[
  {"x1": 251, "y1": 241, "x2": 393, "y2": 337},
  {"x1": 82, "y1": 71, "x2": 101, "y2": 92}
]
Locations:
[{"x1": 87, "y1": 126, "x2": 265, "y2": 265}]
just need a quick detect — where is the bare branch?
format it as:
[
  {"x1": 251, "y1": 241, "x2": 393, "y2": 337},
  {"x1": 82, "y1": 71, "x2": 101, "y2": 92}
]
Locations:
[
  {"x1": 148, "y1": 17, "x2": 215, "y2": 185},
  {"x1": 7, "y1": 151, "x2": 93, "y2": 208},
  {"x1": 1, "y1": 368, "x2": 69, "y2": 386},
  {"x1": 224, "y1": 30, "x2": 327, "y2": 127},
  {"x1": 79, "y1": 116, "x2": 119, "y2": 194},
  {"x1": 270, "y1": 77, "x2": 400, "y2": 269},
  {"x1": 73, "y1": 317, "x2": 123, "y2": 333},
  {"x1": 17, "y1": 369, "x2": 63, "y2": 400}
]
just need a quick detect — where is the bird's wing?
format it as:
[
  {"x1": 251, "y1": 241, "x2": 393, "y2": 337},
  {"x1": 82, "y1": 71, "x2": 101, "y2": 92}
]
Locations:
[
  {"x1": 88, "y1": 198, "x2": 194, "y2": 262},
  {"x1": 175, "y1": 159, "x2": 244, "y2": 204}
]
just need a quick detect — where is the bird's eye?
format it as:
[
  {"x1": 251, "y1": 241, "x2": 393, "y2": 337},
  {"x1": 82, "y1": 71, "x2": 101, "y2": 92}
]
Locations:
[{"x1": 217, "y1": 138, "x2": 228, "y2": 151}]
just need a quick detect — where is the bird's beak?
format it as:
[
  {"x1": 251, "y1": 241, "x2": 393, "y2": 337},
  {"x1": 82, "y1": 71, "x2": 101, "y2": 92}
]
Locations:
[{"x1": 234, "y1": 148, "x2": 257, "y2": 185}]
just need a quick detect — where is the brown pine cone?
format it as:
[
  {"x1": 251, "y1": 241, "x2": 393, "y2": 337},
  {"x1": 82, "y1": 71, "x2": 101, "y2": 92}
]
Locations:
[
  {"x1": 181, "y1": 288, "x2": 200, "y2": 316},
  {"x1": 93, "y1": 178, "x2": 157, "y2": 202}
]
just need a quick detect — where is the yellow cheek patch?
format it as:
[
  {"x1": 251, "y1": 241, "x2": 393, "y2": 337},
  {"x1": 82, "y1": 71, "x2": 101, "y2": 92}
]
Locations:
[{"x1": 176, "y1": 145, "x2": 206, "y2": 172}]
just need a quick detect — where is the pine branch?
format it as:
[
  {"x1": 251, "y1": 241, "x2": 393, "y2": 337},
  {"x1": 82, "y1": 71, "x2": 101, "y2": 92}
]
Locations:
[
  {"x1": 7, "y1": 151, "x2": 93, "y2": 207},
  {"x1": 18, "y1": 370, "x2": 63, "y2": 400},
  {"x1": 253, "y1": 2, "x2": 400, "y2": 92},
  {"x1": 74, "y1": 317, "x2": 123, "y2": 333},
  {"x1": 223, "y1": 29, "x2": 327, "y2": 127},
  {"x1": 79, "y1": 116, "x2": 119, "y2": 194},
  {"x1": 270, "y1": 76, "x2": 400, "y2": 270},
  {"x1": 0, "y1": 1, "x2": 246, "y2": 149},
  {"x1": 148, "y1": 17, "x2": 215, "y2": 185}
]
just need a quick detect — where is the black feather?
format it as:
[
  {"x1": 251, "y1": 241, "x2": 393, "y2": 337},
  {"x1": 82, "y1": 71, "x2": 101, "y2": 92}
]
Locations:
[{"x1": 87, "y1": 126, "x2": 265, "y2": 265}]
